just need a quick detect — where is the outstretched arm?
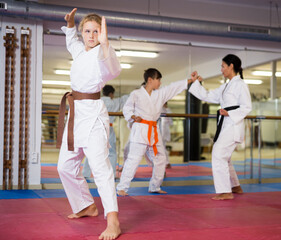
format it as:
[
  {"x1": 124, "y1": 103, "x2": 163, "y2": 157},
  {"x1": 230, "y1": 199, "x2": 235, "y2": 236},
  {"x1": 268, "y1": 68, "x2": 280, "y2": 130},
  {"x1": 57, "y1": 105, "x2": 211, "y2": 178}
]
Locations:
[
  {"x1": 191, "y1": 71, "x2": 203, "y2": 83},
  {"x1": 188, "y1": 75, "x2": 222, "y2": 104},
  {"x1": 65, "y1": 8, "x2": 77, "y2": 28}
]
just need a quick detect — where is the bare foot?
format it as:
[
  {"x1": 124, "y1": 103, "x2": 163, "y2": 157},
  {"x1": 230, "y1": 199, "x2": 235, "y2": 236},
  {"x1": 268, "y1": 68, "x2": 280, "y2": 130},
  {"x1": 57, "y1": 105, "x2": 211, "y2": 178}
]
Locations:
[
  {"x1": 212, "y1": 193, "x2": 234, "y2": 200},
  {"x1": 117, "y1": 190, "x2": 128, "y2": 196},
  {"x1": 232, "y1": 185, "x2": 243, "y2": 194},
  {"x1": 68, "y1": 203, "x2": 98, "y2": 219},
  {"x1": 166, "y1": 163, "x2": 172, "y2": 169},
  {"x1": 99, "y1": 212, "x2": 121, "y2": 240},
  {"x1": 149, "y1": 190, "x2": 167, "y2": 194}
]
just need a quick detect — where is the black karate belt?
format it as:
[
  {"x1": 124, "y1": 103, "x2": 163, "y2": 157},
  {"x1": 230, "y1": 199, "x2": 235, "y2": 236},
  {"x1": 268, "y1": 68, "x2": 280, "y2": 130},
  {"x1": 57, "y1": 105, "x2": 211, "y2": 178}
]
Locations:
[{"x1": 213, "y1": 105, "x2": 240, "y2": 142}]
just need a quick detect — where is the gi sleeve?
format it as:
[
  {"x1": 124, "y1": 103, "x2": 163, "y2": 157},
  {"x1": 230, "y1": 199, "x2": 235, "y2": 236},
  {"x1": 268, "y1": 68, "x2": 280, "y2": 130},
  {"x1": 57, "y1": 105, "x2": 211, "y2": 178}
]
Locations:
[
  {"x1": 61, "y1": 26, "x2": 84, "y2": 59},
  {"x1": 98, "y1": 45, "x2": 122, "y2": 83},
  {"x1": 189, "y1": 80, "x2": 224, "y2": 104},
  {"x1": 160, "y1": 79, "x2": 188, "y2": 103},
  {"x1": 119, "y1": 95, "x2": 129, "y2": 109},
  {"x1": 122, "y1": 92, "x2": 136, "y2": 123},
  {"x1": 228, "y1": 82, "x2": 252, "y2": 124}
]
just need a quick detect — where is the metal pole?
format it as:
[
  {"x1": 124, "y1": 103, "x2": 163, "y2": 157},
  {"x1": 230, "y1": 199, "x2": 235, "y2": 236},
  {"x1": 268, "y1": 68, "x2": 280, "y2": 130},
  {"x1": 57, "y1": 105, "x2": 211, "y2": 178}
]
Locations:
[
  {"x1": 274, "y1": 99, "x2": 278, "y2": 167},
  {"x1": 244, "y1": 120, "x2": 247, "y2": 177},
  {"x1": 250, "y1": 119, "x2": 254, "y2": 179},
  {"x1": 258, "y1": 119, "x2": 262, "y2": 184},
  {"x1": 270, "y1": 61, "x2": 277, "y2": 100}
]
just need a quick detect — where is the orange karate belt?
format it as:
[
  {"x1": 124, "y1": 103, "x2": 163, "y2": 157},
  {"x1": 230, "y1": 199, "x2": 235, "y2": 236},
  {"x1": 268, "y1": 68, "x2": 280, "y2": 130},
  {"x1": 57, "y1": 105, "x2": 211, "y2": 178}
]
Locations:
[
  {"x1": 140, "y1": 119, "x2": 159, "y2": 156},
  {"x1": 56, "y1": 90, "x2": 100, "y2": 151},
  {"x1": 110, "y1": 123, "x2": 113, "y2": 127}
]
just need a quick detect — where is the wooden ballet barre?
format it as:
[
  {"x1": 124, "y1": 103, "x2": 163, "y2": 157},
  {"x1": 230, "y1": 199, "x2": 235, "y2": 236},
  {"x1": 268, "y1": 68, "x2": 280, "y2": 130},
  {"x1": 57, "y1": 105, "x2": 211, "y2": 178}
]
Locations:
[{"x1": 43, "y1": 110, "x2": 281, "y2": 120}]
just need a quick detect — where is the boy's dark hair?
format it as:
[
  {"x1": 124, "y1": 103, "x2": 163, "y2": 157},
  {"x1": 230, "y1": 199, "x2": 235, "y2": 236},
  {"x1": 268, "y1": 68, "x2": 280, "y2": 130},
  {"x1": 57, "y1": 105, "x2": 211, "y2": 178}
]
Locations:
[
  {"x1": 102, "y1": 85, "x2": 115, "y2": 96},
  {"x1": 142, "y1": 68, "x2": 162, "y2": 86},
  {"x1": 222, "y1": 54, "x2": 243, "y2": 79}
]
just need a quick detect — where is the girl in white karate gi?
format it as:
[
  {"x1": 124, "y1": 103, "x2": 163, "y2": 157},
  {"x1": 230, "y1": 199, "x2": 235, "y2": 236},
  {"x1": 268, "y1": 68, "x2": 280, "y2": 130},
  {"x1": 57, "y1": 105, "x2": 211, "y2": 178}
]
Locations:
[
  {"x1": 56, "y1": 8, "x2": 121, "y2": 239},
  {"x1": 83, "y1": 85, "x2": 128, "y2": 178},
  {"x1": 117, "y1": 68, "x2": 191, "y2": 196},
  {"x1": 189, "y1": 54, "x2": 252, "y2": 200}
]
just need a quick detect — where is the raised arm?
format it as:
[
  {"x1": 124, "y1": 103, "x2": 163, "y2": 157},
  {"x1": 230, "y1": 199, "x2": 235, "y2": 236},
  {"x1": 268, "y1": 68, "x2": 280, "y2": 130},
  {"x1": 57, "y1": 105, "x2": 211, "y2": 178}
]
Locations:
[
  {"x1": 64, "y1": 8, "x2": 77, "y2": 28},
  {"x1": 61, "y1": 8, "x2": 84, "y2": 58},
  {"x1": 98, "y1": 16, "x2": 110, "y2": 59}
]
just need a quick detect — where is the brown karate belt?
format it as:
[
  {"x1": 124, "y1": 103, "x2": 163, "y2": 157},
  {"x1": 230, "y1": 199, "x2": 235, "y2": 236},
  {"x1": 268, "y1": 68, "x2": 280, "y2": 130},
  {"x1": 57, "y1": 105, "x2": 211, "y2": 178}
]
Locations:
[{"x1": 56, "y1": 90, "x2": 100, "y2": 151}]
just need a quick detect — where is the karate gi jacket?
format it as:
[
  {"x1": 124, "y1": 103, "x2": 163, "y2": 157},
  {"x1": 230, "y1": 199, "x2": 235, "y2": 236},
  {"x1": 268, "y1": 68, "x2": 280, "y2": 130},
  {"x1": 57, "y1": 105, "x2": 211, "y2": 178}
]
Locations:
[
  {"x1": 123, "y1": 79, "x2": 188, "y2": 146},
  {"x1": 160, "y1": 107, "x2": 173, "y2": 142},
  {"x1": 101, "y1": 95, "x2": 128, "y2": 124},
  {"x1": 189, "y1": 76, "x2": 252, "y2": 143},
  {"x1": 61, "y1": 26, "x2": 121, "y2": 149}
]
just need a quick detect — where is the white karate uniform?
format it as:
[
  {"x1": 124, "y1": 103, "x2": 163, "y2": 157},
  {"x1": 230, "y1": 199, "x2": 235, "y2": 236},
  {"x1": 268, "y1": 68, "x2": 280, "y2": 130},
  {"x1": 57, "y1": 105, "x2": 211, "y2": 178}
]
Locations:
[
  {"x1": 83, "y1": 95, "x2": 128, "y2": 178},
  {"x1": 189, "y1": 76, "x2": 252, "y2": 193},
  {"x1": 117, "y1": 79, "x2": 188, "y2": 192},
  {"x1": 160, "y1": 107, "x2": 173, "y2": 164},
  {"x1": 123, "y1": 138, "x2": 153, "y2": 167},
  {"x1": 57, "y1": 26, "x2": 121, "y2": 216}
]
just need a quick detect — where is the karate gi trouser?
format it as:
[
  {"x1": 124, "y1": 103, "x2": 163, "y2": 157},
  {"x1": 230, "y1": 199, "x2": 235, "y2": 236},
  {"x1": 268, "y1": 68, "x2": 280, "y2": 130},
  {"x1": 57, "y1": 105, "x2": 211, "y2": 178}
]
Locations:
[
  {"x1": 162, "y1": 140, "x2": 170, "y2": 164},
  {"x1": 82, "y1": 157, "x2": 92, "y2": 178},
  {"x1": 57, "y1": 121, "x2": 118, "y2": 217},
  {"x1": 83, "y1": 126, "x2": 117, "y2": 178},
  {"x1": 108, "y1": 126, "x2": 117, "y2": 178},
  {"x1": 211, "y1": 124, "x2": 240, "y2": 193},
  {"x1": 123, "y1": 140, "x2": 153, "y2": 167},
  {"x1": 117, "y1": 142, "x2": 166, "y2": 192}
]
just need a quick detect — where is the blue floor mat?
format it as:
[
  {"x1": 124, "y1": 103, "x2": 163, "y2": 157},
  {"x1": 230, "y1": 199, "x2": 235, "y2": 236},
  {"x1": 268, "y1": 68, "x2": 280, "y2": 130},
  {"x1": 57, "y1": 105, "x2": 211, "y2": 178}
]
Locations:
[{"x1": 1, "y1": 183, "x2": 281, "y2": 200}]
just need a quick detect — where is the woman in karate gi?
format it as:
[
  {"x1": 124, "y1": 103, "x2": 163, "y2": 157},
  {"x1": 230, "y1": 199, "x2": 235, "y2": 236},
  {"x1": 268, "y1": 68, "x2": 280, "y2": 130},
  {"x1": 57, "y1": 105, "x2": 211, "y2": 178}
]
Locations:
[
  {"x1": 117, "y1": 68, "x2": 192, "y2": 196},
  {"x1": 56, "y1": 8, "x2": 121, "y2": 239},
  {"x1": 83, "y1": 85, "x2": 128, "y2": 178},
  {"x1": 189, "y1": 54, "x2": 252, "y2": 200}
]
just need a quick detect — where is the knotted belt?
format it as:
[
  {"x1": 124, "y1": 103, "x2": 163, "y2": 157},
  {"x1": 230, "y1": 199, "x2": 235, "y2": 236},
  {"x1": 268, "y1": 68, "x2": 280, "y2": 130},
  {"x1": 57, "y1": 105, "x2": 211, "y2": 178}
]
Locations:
[
  {"x1": 213, "y1": 105, "x2": 240, "y2": 142},
  {"x1": 56, "y1": 90, "x2": 100, "y2": 151},
  {"x1": 140, "y1": 119, "x2": 159, "y2": 156}
]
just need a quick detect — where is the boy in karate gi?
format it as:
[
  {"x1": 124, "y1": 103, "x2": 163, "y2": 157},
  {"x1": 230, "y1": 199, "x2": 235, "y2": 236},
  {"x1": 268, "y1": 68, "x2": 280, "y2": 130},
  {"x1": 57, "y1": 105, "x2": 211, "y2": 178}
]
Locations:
[{"x1": 117, "y1": 68, "x2": 192, "y2": 196}]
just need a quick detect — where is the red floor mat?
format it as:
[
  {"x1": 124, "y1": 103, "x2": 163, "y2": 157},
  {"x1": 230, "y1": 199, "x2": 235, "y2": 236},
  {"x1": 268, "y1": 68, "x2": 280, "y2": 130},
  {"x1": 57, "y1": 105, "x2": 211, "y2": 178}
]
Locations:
[
  {"x1": 1, "y1": 192, "x2": 281, "y2": 239},
  {"x1": 41, "y1": 165, "x2": 247, "y2": 179}
]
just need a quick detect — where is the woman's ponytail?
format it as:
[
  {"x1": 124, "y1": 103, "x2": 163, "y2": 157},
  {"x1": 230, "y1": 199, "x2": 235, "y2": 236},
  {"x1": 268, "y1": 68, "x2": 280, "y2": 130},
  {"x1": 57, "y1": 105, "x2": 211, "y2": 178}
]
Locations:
[{"x1": 239, "y1": 67, "x2": 244, "y2": 79}]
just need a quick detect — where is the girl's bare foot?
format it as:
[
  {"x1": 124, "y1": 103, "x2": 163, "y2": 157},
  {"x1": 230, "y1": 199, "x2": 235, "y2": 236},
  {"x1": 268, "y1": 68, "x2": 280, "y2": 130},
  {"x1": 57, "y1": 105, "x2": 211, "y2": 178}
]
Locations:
[
  {"x1": 68, "y1": 203, "x2": 98, "y2": 219},
  {"x1": 212, "y1": 193, "x2": 234, "y2": 200},
  {"x1": 99, "y1": 212, "x2": 121, "y2": 240},
  {"x1": 232, "y1": 185, "x2": 243, "y2": 194},
  {"x1": 117, "y1": 190, "x2": 128, "y2": 196},
  {"x1": 149, "y1": 190, "x2": 167, "y2": 194}
]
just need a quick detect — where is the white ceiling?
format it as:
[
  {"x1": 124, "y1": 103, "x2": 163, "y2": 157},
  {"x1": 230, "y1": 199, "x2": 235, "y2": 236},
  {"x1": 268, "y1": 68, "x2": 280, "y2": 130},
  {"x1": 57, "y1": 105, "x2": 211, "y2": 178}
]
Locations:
[{"x1": 40, "y1": 0, "x2": 281, "y2": 105}]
